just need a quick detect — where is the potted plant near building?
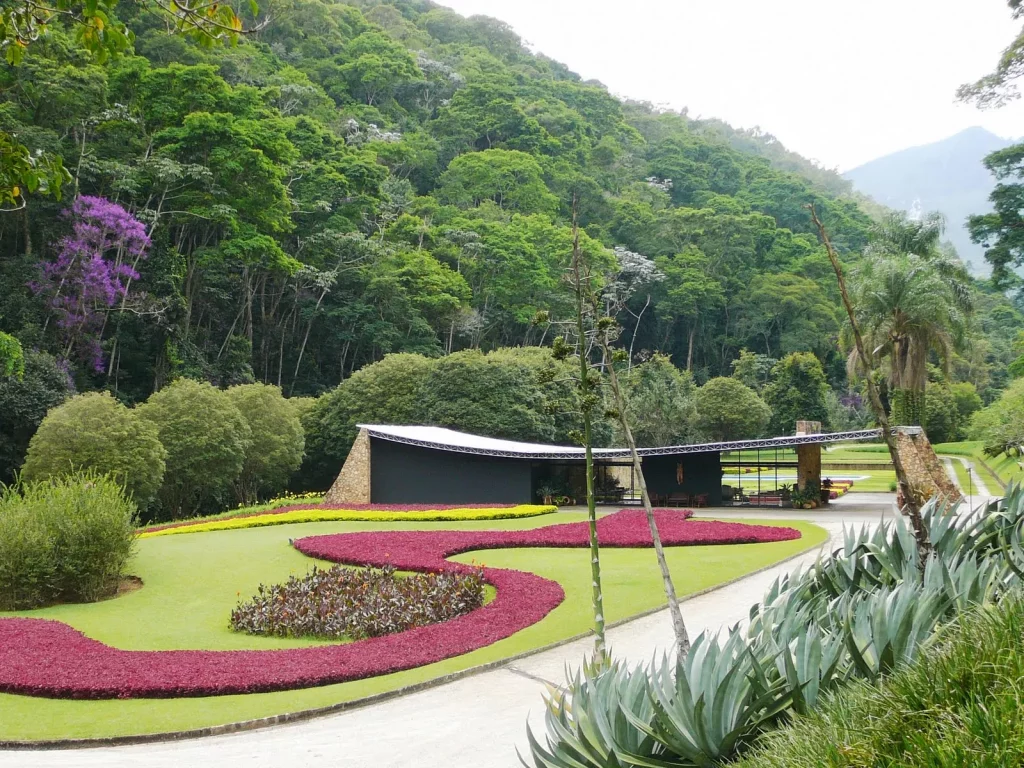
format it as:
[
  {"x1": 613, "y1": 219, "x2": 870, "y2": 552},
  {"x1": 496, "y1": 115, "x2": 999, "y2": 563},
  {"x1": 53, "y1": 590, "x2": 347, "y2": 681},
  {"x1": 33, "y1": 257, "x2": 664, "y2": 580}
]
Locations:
[
  {"x1": 821, "y1": 478, "x2": 833, "y2": 505},
  {"x1": 791, "y1": 487, "x2": 819, "y2": 509},
  {"x1": 536, "y1": 485, "x2": 557, "y2": 506},
  {"x1": 779, "y1": 483, "x2": 793, "y2": 504}
]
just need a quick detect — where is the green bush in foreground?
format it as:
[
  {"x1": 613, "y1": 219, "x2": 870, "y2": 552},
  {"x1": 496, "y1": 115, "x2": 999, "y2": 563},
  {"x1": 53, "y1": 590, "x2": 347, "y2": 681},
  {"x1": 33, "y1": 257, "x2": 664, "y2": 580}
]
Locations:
[
  {"x1": 0, "y1": 474, "x2": 137, "y2": 610},
  {"x1": 20, "y1": 392, "x2": 167, "y2": 507},
  {"x1": 733, "y1": 592, "x2": 1024, "y2": 768}
]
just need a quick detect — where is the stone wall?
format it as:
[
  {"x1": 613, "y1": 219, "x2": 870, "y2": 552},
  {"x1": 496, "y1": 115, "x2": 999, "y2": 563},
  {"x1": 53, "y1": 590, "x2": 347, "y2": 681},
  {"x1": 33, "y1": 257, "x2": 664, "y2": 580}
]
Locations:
[
  {"x1": 893, "y1": 428, "x2": 961, "y2": 505},
  {"x1": 324, "y1": 428, "x2": 371, "y2": 505}
]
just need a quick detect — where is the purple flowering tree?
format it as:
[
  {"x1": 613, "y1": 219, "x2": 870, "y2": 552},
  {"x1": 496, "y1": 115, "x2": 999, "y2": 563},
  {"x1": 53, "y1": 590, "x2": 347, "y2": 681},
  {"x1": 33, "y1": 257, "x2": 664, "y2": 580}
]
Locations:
[{"x1": 31, "y1": 196, "x2": 150, "y2": 372}]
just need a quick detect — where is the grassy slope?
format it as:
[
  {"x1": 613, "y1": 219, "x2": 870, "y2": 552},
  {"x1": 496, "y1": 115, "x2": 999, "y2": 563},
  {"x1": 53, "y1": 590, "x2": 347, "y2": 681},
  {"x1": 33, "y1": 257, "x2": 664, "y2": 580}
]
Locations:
[
  {"x1": 0, "y1": 514, "x2": 826, "y2": 741},
  {"x1": 934, "y1": 440, "x2": 1023, "y2": 490},
  {"x1": 732, "y1": 594, "x2": 1024, "y2": 768}
]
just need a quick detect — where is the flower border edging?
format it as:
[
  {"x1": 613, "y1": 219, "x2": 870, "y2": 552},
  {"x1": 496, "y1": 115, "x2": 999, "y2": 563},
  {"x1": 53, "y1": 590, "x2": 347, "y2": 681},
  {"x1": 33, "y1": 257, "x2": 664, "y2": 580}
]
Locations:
[{"x1": 0, "y1": 519, "x2": 829, "y2": 751}]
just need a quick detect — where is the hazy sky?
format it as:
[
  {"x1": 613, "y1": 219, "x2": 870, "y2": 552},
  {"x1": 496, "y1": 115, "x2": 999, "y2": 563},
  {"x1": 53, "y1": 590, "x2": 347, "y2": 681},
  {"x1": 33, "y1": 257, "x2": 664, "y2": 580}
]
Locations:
[{"x1": 438, "y1": 0, "x2": 1024, "y2": 171}]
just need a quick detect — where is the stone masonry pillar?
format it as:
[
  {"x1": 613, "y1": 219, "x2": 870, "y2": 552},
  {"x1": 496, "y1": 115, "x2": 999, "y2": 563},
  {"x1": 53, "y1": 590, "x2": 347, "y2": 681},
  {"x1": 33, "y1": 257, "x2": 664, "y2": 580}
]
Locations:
[
  {"x1": 796, "y1": 444, "x2": 822, "y2": 494},
  {"x1": 795, "y1": 420, "x2": 822, "y2": 498},
  {"x1": 324, "y1": 428, "x2": 371, "y2": 505}
]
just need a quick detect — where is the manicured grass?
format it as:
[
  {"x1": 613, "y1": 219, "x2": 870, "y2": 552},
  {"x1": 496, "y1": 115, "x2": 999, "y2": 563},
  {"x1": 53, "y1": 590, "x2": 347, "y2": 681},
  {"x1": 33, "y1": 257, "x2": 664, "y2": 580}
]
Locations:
[
  {"x1": 837, "y1": 469, "x2": 896, "y2": 493},
  {"x1": 732, "y1": 593, "x2": 1024, "y2": 768},
  {"x1": 725, "y1": 444, "x2": 893, "y2": 465},
  {"x1": 0, "y1": 513, "x2": 826, "y2": 742},
  {"x1": 934, "y1": 440, "x2": 1023, "y2": 490},
  {"x1": 945, "y1": 456, "x2": 973, "y2": 493}
]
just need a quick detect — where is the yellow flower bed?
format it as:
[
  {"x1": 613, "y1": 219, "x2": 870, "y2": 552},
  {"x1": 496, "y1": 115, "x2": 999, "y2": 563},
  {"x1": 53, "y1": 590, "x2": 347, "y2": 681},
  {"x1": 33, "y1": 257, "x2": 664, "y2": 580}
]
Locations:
[{"x1": 140, "y1": 505, "x2": 558, "y2": 538}]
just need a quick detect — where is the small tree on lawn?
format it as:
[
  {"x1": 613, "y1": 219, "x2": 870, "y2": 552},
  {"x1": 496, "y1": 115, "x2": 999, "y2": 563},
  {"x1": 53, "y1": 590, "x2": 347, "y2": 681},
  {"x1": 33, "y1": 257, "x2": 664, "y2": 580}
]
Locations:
[
  {"x1": 546, "y1": 197, "x2": 610, "y2": 666},
  {"x1": 547, "y1": 194, "x2": 691, "y2": 660},
  {"x1": 591, "y1": 247, "x2": 691, "y2": 658}
]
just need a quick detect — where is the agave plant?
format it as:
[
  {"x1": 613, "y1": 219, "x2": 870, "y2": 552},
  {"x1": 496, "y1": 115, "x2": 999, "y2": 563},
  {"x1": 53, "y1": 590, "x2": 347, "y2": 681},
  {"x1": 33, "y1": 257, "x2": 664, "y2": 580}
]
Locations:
[
  {"x1": 923, "y1": 552, "x2": 1012, "y2": 612},
  {"x1": 521, "y1": 661, "x2": 662, "y2": 768},
  {"x1": 747, "y1": 569, "x2": 820, "y2": 643},
  {"x1": 754, "y1": 601, "x2": 851, "y2": 716},
  {"x1": 523, "y1": 485, "x2": 1024, "y2": 768},
  {"x1": 861, "y1": 513, "x2": 922, "y2": 585},
  {"x1": 809, "y1": 524, "x2": 884, "y2": 598},
  {"x1": 921, "y1": 496, "x2": 989, "y2": 561},
  {"x1": 842, "y1": 581, "x2": 952, "y2": 681},
  {"x1": 617, "y1": 632, "x2": 793, "y2": 767}
]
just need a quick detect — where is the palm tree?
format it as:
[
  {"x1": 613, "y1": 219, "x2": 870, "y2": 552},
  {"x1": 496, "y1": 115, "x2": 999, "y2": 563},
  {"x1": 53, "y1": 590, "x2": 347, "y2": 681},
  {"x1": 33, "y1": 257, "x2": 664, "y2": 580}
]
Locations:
[
  {"x1": 847, "y1": 254, "x2": 965, "y2": 426},
  {"x1": 866, "y1": 210, "x2": 974, "y2": 313}
]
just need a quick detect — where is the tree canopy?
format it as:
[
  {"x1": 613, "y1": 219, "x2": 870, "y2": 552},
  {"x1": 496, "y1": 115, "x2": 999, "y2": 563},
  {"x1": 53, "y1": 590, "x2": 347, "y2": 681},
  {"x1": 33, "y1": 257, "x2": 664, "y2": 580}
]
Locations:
[{"x1": 0, "y1": 0, "x2": 1020, "y2": 478}]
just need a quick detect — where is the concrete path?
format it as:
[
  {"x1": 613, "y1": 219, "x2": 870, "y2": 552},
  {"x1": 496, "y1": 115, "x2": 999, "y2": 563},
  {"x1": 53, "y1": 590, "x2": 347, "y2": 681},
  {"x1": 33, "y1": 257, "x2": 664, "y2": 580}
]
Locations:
[
  {"x1": 942, "y1": 456, "x2": 998, "y2": 506},
  {"x1": 0, "y1": 502, "x2": 896, "y2": 768}
]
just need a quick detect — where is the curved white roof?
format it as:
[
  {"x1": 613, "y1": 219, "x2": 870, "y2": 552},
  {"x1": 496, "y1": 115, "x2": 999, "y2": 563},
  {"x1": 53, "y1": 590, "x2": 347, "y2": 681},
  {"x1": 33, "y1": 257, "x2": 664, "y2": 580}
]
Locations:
[{"x1": 356, "y1": 424, "x2": 901, "y2": 460}]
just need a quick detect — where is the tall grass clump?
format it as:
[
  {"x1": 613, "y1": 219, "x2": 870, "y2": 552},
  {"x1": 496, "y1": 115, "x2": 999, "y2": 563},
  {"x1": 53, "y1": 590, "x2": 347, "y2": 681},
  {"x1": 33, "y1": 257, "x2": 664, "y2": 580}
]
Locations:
[
  {"x1": 0, "y1": 473, "x2": 137, "y2": 609},
  {"x1": 733, "y1": 592, "x2": 1024, "y2": 768}
]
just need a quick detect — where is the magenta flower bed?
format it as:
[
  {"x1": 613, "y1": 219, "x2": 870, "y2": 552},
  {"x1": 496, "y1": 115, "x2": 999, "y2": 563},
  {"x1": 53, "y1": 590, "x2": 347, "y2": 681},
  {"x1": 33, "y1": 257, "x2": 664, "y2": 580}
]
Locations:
[
  {"x1": 143, "y1": 502, "x2": 519, "y2": 534},
  {"x1": 0, "y1": 510, "x2": 799, "y2": 700}
]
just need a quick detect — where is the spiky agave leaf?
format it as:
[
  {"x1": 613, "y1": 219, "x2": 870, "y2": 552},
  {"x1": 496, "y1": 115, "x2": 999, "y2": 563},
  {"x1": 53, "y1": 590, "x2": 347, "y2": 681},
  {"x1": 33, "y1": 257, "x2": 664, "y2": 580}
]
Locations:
[
  {"x1": 842, "y1": 581, "x2": 952, "y2": 681},
  {"x1": 520, "y1": 662, "x2": 661, "y2": 768},
  {"x1": 617, "y1": 632, "x2": 792, "y2": 766}
]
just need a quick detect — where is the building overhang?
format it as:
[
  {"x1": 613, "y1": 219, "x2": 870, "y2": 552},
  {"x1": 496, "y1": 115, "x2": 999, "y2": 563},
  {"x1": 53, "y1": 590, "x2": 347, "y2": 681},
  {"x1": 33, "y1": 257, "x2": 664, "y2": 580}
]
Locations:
[{"x1": 355, "y1": 424, "x2": 917, "y2": 461}]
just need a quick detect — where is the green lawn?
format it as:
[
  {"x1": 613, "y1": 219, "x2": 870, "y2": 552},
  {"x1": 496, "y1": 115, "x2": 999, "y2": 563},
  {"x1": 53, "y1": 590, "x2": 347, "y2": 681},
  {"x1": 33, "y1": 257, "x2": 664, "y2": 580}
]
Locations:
[
  {"x1": 944, "y1": 456, "x2": 972, "y2": 492},
  {"x1": 724, "y1": 444, "x2": 893, "y2": 465},
  {"x1": 933, "y1": 440, "x2": 1023, "y2": 491},
  {"x1": 0, "y1": 513, "x2": 826, "y2": 742},
  {"x1": 723, "y1": 443, "x2": 896, "y2": 494}
]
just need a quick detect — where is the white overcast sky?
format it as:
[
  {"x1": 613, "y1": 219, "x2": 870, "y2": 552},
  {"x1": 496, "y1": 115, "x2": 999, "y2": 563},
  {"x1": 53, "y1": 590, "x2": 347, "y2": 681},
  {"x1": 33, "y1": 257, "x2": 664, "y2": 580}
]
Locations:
[{"x1": 437, "y1": 0, "x2": 1024, "y2": 171}]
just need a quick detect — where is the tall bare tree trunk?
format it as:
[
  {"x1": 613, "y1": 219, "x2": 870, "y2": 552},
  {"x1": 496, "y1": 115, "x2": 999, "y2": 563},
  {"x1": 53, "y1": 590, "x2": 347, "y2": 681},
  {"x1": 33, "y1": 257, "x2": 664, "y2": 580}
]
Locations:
[
  {"x1": 808, "y1": 204, "x2": 930, "y2": 559},
  {"x1": 599, "y1": 330, "x2": 690, "y2": 656},
  {"x1": 570, "y1": 202, "x2": 607, "y2": 666}
]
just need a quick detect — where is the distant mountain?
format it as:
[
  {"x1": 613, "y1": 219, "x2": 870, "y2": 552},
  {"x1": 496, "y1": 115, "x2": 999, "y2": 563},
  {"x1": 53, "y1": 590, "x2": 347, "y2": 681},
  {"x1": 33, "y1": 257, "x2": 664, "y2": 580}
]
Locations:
[{"x1": 844, "y1": 127, "x2": 1015, "y2": 274}]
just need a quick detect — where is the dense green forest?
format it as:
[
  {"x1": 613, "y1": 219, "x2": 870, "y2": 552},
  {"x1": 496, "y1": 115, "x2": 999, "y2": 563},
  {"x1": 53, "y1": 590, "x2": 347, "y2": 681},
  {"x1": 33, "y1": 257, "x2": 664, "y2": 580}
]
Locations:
[{"x1": 1, "y1": 0, "x2": 1023, "y2": 488}]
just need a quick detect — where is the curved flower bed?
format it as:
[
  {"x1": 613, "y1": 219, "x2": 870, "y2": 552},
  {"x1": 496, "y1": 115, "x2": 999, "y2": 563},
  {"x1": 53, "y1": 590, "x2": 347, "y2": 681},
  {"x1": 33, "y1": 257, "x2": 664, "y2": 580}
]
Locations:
[
  {"x1": 141, "y1": 504, "x2": 556, "y2": 538},
  {"x1": 0, "y1": 510, "x2": 800, "y2": 700}
]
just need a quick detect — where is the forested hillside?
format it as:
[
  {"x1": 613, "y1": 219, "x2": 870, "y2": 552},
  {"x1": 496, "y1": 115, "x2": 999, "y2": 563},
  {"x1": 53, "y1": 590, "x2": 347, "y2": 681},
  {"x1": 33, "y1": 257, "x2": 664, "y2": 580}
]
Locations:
[{"x1": 1, "y1": 0, "x2": 1022, "y2": 487}]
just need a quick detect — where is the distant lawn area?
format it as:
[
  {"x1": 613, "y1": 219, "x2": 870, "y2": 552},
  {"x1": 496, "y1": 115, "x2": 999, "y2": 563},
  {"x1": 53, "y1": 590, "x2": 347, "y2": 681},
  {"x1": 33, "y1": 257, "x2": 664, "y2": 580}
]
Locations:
[
  {"x1": 0, "y1": 513, "x2": 827, "y2": 743},
  {"x1": 724, "y1": 444, "x2": 892, "y2": 464},
  {"x1": 933, "y1": 441, "x2": 1023, "y2": 491},
  {"x1": 724, "y1": 442, "x2": 896, "y2": 493}
]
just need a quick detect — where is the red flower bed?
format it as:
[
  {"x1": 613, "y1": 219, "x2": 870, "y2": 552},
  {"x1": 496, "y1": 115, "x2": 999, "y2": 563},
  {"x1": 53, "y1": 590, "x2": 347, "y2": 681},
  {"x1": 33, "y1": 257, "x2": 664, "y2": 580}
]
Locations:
[
  {"x1": 144, "y1": 502, "x2": 519, "y2": 534},
  {"x1": 0, "y1": 510, "x2": 799, "y2": 700}
]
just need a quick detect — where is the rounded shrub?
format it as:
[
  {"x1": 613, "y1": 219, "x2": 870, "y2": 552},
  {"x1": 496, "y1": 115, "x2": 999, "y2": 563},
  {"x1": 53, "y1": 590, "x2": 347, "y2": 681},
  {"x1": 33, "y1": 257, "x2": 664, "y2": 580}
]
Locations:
[
  {"x1": 20, "y1": 392, "x2": 167, "y2": 507},
  {"x1": 300, "y1": 353, "x2": 436, "y2": 491},
  {"x1": 0, "y1": 473, "x2": 137, "y2": 610},
  {"x1": 137, "y1": 378, "x2": 252, "y2": 520},
  {"x1": 225, "y1": 383, "x2": 304, "y2": 504}
]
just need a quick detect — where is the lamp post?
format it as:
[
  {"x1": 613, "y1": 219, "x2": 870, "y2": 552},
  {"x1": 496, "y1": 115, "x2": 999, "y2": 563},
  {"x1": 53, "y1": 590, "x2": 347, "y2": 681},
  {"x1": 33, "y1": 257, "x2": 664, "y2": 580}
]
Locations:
[{"x1": 968, "y1": 465, "x2": 973, "y2": 512}]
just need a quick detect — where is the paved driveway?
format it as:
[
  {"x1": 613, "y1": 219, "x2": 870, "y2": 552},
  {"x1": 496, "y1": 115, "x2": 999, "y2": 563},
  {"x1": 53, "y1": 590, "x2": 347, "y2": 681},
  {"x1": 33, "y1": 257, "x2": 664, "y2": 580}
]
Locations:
[{"x1": 1, "y1": 498, "x2": 896, "y2": 768}]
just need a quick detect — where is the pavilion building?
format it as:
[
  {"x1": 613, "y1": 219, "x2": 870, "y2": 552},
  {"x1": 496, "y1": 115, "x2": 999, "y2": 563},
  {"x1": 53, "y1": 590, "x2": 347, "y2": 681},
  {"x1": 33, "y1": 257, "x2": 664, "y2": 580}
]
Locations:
[{"x1": 323, "y1": 422, "x2": 954, "y2": 508}]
